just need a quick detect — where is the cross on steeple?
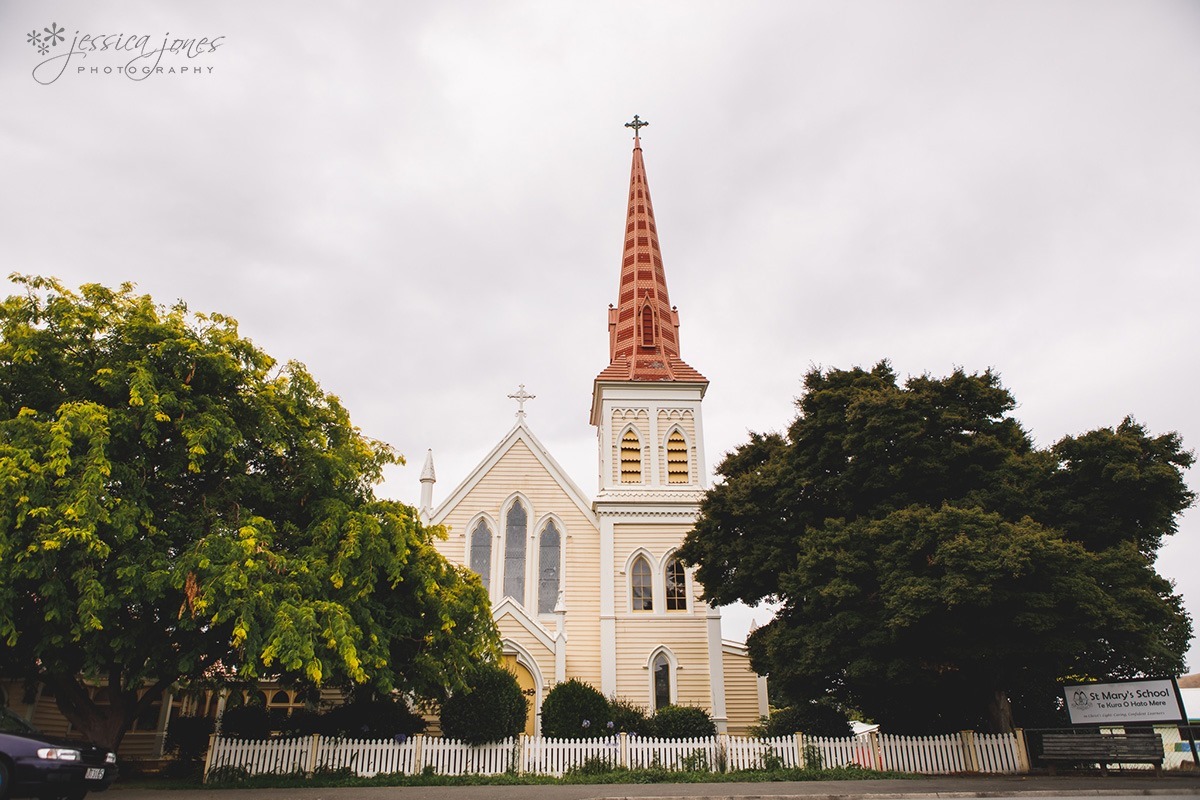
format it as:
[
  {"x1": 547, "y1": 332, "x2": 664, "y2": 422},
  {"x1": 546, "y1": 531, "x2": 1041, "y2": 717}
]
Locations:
[
  {"x1": 625, "y1": 115, "x2": 649, "y2": 140},
  {"x1": 508, "y1": 384, "x2": 536, "y2": 419}
]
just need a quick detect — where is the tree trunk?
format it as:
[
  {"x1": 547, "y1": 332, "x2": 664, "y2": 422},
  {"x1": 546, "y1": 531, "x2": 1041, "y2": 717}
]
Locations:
[
  {"x1": 47, "y1": 672, "x2": 168, "y2": 751},
  {"x1": 985, "y1": 689, "x2": 1015, "y2": 733}
]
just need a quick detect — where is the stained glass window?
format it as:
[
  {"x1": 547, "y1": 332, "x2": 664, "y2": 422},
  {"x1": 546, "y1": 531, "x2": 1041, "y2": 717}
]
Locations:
[
  {"x1": 470, "y1": 519, "x2": 492, "y2": 593},
  {"x1": 653, "y1": 652, "x2": 671, "y2": 709},
  {"x1": 665, "y1": 557, "x2": 687, "y2": 611},
  {"x1": 504, "y1": 501, "x2": 527, "y2": 602},
  {"x1": 538, "y1": 520, "x2": 561, "y2": 614},
  {"x1": 632, "y1": 556, "x2": 653, "y2": 611}
]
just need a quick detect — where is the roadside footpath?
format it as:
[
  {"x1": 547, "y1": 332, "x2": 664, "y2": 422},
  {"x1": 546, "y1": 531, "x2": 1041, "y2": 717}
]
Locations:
[{"x1": 106, "y1": 773, "x2": 1200, "y2": 800}]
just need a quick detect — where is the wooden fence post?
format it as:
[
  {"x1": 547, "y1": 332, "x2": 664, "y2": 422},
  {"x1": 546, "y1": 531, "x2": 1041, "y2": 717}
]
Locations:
[
  {"x1": 201, "y1": 733, "x2": 218, "y2": 783},
  {"x1": 516, "y1": 734, "x2": 526, "y2": 774},
  {"x1": 868, "y1": 729, "x2": 883, "y2": 770},
  {"x1": 413, "y1": 733, "x2": 425, "y2": 773},
  {"x1": 1013, "y1": 728, "x2": 1030, "y2": 773},
  {"x1": 794, "y1": 732, "x2": 805, "y2": 768},
  {"x1": 305, "y1": 734, "x2": 321, "y2": 777},
  {"x1": 717, "y1": 732, "x2": 729, "y2": 772},
  {"x1": 960, "y1": 730, "x2": 978, "y2": 772},
  {"x1": 618, "y1": 732, "x2": 628, "y2": 769}
]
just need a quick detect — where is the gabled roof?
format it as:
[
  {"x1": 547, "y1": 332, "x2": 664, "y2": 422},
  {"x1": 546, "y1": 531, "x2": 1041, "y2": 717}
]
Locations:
[
  {"x1": 597, "y1": 127, "x2": 706, "y2": 386},
  {"x1": 429, "y1": 419, "x2": 597, "y2": 526},
  {"x1": 492, "y1": 596, "x2": 557, "y2": 654}
]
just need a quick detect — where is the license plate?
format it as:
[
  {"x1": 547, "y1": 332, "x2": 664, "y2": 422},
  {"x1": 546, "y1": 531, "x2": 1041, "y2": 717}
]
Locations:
[{"x1": 85, "y1": 767, "x2": 105, "y2": 780}]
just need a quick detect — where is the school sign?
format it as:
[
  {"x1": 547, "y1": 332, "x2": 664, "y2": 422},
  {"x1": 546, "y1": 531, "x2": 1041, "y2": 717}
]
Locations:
[{"x1": 1063, "y1": 677, "x2": 1186, "y2": 726}]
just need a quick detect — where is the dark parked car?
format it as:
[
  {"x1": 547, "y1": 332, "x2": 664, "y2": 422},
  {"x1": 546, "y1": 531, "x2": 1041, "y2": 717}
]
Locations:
[{"x1": 0, "y1": 708, "x2": 117, "y2": 799}]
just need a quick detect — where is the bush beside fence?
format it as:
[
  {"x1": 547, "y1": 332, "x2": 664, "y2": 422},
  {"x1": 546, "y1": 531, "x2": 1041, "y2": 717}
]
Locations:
[{"x1": 203, "y1": 728, "x2": 1042, "y2": 781}]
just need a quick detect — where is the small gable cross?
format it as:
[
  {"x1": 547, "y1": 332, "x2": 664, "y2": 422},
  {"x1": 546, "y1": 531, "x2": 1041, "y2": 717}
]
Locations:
[{"x1": 508, "y1": 384, "x2": 536, "y2": 419}]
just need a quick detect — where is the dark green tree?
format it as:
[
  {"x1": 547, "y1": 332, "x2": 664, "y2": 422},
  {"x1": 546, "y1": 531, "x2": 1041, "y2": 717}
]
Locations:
[
  {"x1": 679, "y1": 362, "x2": 1193, "y2": 733},
  {"x1": 0, "y1": 276, "x2": 498, "y2": 749}
]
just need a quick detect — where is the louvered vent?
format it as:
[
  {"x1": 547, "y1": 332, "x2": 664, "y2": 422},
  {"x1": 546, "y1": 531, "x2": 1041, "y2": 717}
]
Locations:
[
  {"x1": 666, "y1": 431, "x2": 689, "y2": 484},
  {"x1": 620, "y1": 429, "x2": 642, "y2": 483}
]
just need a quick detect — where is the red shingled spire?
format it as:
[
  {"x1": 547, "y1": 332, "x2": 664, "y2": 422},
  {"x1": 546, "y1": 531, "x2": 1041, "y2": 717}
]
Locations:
[{"x1": 597, "y1": 119, "x2": 706, "y2": 384}]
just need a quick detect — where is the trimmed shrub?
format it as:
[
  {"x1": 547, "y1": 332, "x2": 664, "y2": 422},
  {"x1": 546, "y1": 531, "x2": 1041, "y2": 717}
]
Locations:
[
  {"x1": 164, "y1": 715, "x2": 214, "y2": 777},
  {"x1": 277, "y1": 707, "x2": 323, "y2": 736},
  {"x1": 218, "y1": 704, "x2": 274, "y2": 739},
  {"x1": 540, "y1": 679, "x2": 610, "y2": 739},
  {"x1": 760, "y1": 702, "x2": 852, "y2": 738},
  {"x1": 321, "y1": 697, "x2": 427, "y2": 740},
  {"x1": 608, "y1": 697, "x2": 651, "y2": 735},
  {"x1": 648, "y1": 705, "x2": 715, "y2": 738},
  {"x1": 440, "y1": 663, "x2": 527, "y2": 745}
]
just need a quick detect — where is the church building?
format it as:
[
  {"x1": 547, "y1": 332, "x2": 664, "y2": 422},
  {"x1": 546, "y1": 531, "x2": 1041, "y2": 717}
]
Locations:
[{"x1": 422, "y1": 120, "x2": 767, "y2": 735}]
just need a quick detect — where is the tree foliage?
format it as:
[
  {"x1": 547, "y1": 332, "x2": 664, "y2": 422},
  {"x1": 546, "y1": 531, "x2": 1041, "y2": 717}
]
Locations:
[
  {"x1": 0, "y1": 276, "x2": 498, "y2": 748},
  {"x1": 679, "y1": 362, "x2": 1193, "y2": 733}
]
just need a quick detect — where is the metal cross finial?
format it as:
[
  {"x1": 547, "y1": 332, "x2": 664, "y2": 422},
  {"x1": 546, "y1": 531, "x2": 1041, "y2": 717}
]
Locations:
[
  {"x1": 625, "y1": 115, "x2": 649, "y2": 139},
  {"x1": 508, "y1": 384, "x2": 536, "y2": 419}
]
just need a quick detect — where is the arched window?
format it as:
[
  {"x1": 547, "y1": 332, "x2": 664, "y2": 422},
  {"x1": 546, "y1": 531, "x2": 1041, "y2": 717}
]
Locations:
[
  {"x1": 470, "y1": 519, "x2": 492, "y2": 592},
  {"x1": 666, "y1": 430, "x2": 689, "y2": 484},
  {"x1": 641, "y1": 304, "x2": 655, "y2": 347},
  {"x1": 538, "y1": 520, "x2": 561, "y2": 614},
  {"x1": 620, "y1": 428, "x2": 642, "y2": 484},
  {"x1": 504, "y1": 500, "x2": 528, "y2": 601},
  {"x1": 665, "y1": 557, "x2": 687, "y2": 611},
  {"x1": 652, "y1": 652, "x2": 671, "y2": 710},
  {"x1": 631, "y1": 556, "x2": 653, "y2": 611}
]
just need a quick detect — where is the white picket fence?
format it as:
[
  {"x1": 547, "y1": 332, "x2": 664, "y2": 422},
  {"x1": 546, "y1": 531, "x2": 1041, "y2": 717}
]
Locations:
[{"x1": 203, "y1": 729, "x2": 1031, "y2": 781}]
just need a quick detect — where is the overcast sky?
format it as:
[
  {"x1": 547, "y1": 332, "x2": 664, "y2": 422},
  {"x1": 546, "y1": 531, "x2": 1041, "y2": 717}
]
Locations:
[{"x1": 3, "y1": 1, "x2": 1198, "y2": 672}]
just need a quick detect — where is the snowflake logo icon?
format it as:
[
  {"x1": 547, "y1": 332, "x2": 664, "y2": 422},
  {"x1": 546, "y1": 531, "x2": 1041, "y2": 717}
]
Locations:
[
  {"x1": 42, "y1": 22, "x2": 65, "y2": 47},
  {"x1": 27, "y1": 30, "x2": 43, "y2": 47}
]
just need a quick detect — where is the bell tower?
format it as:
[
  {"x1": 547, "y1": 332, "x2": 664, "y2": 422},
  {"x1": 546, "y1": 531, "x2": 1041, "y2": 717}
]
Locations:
[
  {"x1": 591, "y1": 118, "x2": 725, "y2": 730},
  {"x1": 590, "y1": 116, "x2": 709, "y2": 494}
]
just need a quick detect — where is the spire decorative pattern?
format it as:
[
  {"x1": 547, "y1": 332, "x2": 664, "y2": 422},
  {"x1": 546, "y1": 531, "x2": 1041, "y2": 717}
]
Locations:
[{"x1": 597, "y1": 119, "x2": 706, "y2": 384}]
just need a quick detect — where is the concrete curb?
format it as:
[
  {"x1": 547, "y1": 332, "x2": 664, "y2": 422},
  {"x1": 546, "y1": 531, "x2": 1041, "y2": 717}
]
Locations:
[{"x1": 593, "y1": 790, "x2": 1200, "y2": 800}]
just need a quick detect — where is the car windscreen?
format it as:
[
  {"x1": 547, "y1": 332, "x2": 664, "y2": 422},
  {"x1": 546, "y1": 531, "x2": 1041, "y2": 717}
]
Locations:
[{"x1": 0, "y1": 708, "x2": 40, "y2": 735}]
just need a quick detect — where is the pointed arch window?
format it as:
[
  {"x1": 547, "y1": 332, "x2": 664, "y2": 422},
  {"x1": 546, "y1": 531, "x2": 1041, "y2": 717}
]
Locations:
[
  {"x1": 504, "y1": 501, "x2": 527, "y2": 602},
  {"x1": 469, "y1": 519, "x2": 492, "y2": 593},
  {"x1": 652, "y1": 652, "x2": 671, "y2": 710},
  {"x1": 620, "y1": 428, "x2": 643, "y2": 484},
  {"x1": 666, "y1": 430, "x2": 689, "y2": 484},
  {"x1": 665, "y1": 557, "x2": 687, "y2": 611},
  {"x1": 631, "y1": 555, "x2": 653, "y2": 611},
  {"x1": 538, "y1": 520, "x2": 561, "y2": 615}
]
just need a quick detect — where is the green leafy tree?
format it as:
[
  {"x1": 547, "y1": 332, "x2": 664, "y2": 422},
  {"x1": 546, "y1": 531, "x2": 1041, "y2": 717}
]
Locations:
[
  {"x1": 0, "y1": 276, "x2": 498, "y2": 749},
  {"x1": 679, "y1": 362, "x2": 1193, "y2": 734},
  {"x1": 439, "y1": 662, "x2": 528, "y2": 744}
]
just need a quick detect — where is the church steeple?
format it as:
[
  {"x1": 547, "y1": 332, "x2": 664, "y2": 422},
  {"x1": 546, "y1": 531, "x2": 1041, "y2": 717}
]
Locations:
[{"x1": 596, "y1": 118, "x2": 706, "y2": 385}]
